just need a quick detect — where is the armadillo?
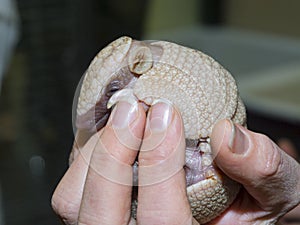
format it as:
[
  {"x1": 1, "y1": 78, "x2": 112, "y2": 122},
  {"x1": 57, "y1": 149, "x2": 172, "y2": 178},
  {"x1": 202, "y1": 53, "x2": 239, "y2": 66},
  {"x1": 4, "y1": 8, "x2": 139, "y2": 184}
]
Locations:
[{"x1": 73, "y1": 36, "x2": 247, "y2": 224}]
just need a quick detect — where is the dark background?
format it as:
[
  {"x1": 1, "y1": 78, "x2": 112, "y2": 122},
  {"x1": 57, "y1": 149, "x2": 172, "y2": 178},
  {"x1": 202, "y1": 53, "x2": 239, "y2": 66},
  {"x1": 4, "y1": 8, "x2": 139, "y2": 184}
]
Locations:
[{"x1": 0, "y1": 0, "x2": 299, "y2": 224}]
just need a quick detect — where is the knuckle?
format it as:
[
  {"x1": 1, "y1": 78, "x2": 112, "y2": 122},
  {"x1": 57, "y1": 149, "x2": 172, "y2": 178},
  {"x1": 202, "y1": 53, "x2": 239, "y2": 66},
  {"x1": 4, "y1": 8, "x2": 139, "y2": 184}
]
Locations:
[
  {"x1": 51, "y1": 192, "x2": 78, "y2": 224},
  {"x1": 255, "y1": 133, "x2": 282, "y2": 178}
]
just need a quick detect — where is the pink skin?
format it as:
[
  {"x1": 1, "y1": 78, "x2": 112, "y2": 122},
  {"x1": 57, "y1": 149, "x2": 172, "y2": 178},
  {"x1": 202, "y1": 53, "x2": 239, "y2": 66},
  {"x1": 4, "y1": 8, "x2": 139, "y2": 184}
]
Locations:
[{"x1": 52, "y1": 103, "x2": 300, "y2": 225}]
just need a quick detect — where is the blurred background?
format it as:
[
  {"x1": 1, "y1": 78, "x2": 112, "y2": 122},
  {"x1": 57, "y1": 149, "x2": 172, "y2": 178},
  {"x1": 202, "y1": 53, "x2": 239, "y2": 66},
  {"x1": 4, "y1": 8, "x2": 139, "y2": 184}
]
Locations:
[{"x1": 0, "y1": 0, "x2": 299, "y2": 224}]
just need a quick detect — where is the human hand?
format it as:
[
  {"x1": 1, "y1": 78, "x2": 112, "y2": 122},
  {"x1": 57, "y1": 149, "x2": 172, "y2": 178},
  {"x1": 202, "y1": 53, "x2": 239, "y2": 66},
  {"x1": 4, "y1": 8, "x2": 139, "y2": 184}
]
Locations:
[
  {"x1": 51, "y1": 100, "x2": 197, "y2": 225},
  {"x1": 207, "y1": 120, "x2": 300, "y2": 224},
  {"x1": 51, "y1": 100, "x2": 300, "y2": 225}
]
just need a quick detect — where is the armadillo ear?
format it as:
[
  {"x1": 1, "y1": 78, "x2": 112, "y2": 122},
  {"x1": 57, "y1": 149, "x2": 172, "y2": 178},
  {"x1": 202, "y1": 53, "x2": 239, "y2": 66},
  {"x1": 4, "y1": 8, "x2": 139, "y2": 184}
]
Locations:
[{"x1": 128, "y1": 45, "x2": 153, "y2": 75}]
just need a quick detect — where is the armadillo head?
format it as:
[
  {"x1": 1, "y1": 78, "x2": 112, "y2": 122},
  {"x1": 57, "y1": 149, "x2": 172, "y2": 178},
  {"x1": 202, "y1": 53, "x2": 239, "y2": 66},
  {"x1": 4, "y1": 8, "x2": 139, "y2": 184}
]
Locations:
[{"x1": 73, "y1": 36, "x2": 246, "y2": 223}]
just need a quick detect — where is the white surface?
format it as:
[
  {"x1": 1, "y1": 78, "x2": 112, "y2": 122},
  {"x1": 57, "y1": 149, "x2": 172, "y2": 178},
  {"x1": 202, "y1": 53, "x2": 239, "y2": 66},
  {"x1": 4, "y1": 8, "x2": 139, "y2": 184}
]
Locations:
[{"x1": 0, "y1": 0, "x2": 19, "y2": 91}]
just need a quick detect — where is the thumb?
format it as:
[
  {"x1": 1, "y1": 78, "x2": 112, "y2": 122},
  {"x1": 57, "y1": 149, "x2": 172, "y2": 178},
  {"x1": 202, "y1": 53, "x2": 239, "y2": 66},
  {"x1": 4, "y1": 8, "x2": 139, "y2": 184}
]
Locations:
[{"x1": 210, "y1": 119, "x2": 300, "y2": 215}]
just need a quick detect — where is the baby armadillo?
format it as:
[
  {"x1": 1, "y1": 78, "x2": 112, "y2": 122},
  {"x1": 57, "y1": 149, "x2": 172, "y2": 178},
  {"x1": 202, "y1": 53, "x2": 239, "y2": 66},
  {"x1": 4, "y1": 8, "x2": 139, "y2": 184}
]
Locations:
[{"x1": 74, "y1": 36, "x2": 247, "y2": 224}]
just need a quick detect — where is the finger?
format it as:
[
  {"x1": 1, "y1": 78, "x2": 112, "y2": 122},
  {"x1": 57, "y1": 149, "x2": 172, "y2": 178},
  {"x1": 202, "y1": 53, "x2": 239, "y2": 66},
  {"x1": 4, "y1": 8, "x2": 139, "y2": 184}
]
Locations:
[
  {"x1": 211, "y1": 119, "x2": 300, "y2": 220},
  {"x1": 51, "y1": 130, "x2": 103, "y2": 225},
  {"x1": 137, "y1": 101, "x2": 193, "y2": 225},
  {"x1": 78, "y1": 101, "x2": 146, "y2": 225},
  {"x1": 68, "y1": 129, "x2": 95, "y2": 165}
]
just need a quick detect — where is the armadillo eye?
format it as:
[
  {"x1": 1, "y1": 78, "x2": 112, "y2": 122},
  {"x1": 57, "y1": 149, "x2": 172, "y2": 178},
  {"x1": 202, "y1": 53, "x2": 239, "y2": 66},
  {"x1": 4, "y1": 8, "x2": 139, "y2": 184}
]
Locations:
[{"x1": 106, "y1": 80, "x2": 120, "y2": 97}]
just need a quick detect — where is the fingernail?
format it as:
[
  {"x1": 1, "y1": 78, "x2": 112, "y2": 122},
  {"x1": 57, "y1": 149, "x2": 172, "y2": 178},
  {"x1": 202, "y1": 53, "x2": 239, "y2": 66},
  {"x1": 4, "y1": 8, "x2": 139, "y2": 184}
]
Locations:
[
  {"x1": 111, "y1": 101, "x2": 138, "y2": 129},
  {"x1": 148, "y1": 100, "x2": 173, "y2": 132},
  {"x1": 228, "y1": 120, "x2": 249, "y2": 154}
]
